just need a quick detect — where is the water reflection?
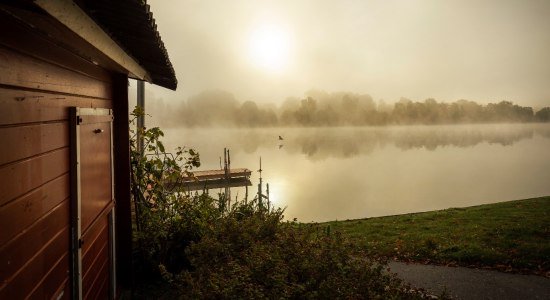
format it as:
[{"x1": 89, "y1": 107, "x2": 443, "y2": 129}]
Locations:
[
  {"x1": 163, "y1": 124, "x2": 550, "y2": 222},
  {"x1": 205, "y1": 124, "x2": 550, "y2": 161}
]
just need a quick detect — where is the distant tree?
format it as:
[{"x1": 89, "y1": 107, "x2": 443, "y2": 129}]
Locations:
[
  {"x1": 263, "y1": 108, "x2": 279, "y2": 126},
  {"x1": 186, "y1": 90, "x2": 239, "y2": 126},
  {"x1": 358, "y1": 94, "x2": 376, "y2": 111},
  {"x1": 316, "y1": 105, "x2": 340, "y2": 126},
  {"x1": 237, "y1": 101, "x2": 261, "y2": 127},
  {"x1": 535, "y1": 107, "x2": 550, "y2": 122},
  {"x1": 280, "y1": 109, "x2": 296, "y2": 125},
  {"x1": 278, "y1": 97, "x2": 300, "y2": 126},
  {"x1": 422, "y1": 98, "x2": 440, "y2": 124},
  {"x1": 167, "y1": 89, "x2": 541, "y2": 127},
  {"x1": 450, "y1": 100, "x2": 483, "y2": 123},
  {"x1": 392, "y1": 98, "x2": 415, "y2": 124},
  {"x1": 294, "y1": 97, "x2": 318, "y2": 126},
  {"x1": 342, "y1": 94, "x2": 359, "y2": 113},
  {"x1": 485, "y1": 101, "x2": 534, "y2": 122}
]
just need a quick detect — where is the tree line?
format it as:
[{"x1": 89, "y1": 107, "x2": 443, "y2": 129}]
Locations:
[{"x1": 157, "y1": 89, "x2": 550, "y2": 127}]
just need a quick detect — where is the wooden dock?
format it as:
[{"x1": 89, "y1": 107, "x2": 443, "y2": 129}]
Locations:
[
  {"x1": 182, "y1": 168, "x2": 251, "y2": 182},
  {"x1": 178, "y1": 168, "x2": 252, "y2": 192}
]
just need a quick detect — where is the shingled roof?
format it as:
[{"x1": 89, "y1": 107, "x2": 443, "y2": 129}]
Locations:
[{"x1": 76, "y1": 0, "x2": 177, "y2": 90}]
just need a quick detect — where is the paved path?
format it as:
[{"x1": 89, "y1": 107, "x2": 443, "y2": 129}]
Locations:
[{"x1": 388, "y1": 261, "x2": 550, "y2": 299}]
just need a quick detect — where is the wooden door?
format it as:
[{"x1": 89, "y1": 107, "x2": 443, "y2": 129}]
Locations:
[{"x1": 70, "y1": 108, "x2": 116, "y2": 300}]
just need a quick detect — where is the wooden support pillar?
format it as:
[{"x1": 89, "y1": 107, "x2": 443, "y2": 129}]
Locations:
[
  {"x1": 112, "y1": 74, "x2": 132, "y2": 289},
  {"x1": 136, "y1": 80, "x2": 145, "y2": 155}
]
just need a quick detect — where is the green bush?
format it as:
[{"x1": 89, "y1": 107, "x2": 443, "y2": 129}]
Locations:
[
  {"x1": 161, "y1": 202, "x2": 426, "y2": 299},
  {"x1": 130, "y1": 107, "x2": 203, "y2": 273}
]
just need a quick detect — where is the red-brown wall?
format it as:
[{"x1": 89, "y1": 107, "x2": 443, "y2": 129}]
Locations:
[{"x1": 0, "y1": 10, "x2": 119, "y2": 299}]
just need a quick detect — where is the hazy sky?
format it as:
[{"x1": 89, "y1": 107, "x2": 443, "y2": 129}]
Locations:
[{"x1": 142, "y1": 0, "x2": 550, "y2": 107}]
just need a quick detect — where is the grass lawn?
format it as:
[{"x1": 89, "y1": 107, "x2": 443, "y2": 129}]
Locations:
[{"x1": 315, "y1": 196, "x2": 549, "y2": 276}]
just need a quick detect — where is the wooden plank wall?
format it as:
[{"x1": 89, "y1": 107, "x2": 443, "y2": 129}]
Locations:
[
  {"x1": 0, "y1": 12, "x2": 114, "y2": 299},
  {"x1": 81, "y1": 210, "x2": 111, "y2": 300}
]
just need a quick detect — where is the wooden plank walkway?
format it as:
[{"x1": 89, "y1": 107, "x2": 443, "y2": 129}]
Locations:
[
  {"x1": 181, "y1": 177, "x2": 252, "y2": 191},
  {"x1": 177, "y1": 168, "x2": 253, "y2": 191},
  {"x1": 182, "y1": 168, "x2": 251, "y2": 182}
]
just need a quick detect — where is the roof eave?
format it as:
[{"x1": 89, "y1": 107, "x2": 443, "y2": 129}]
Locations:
[{"x1": 35, "y1": 0, "x2": 152, "y2": 83}]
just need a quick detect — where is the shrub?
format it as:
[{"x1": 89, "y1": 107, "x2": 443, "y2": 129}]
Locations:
[
  {"x1": 161, "y1": 201, "x2": 426, "y2": 299},
  {"x1": 130, "y1": 107, "x2": 203, "y2": 274}
]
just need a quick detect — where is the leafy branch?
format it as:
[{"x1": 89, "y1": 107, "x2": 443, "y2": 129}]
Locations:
[{"x1": 129, "y1": 106, "x2": 200, "y2": 266}]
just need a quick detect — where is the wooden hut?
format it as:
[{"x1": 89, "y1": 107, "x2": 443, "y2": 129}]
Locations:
[{"x1": 0, "y1": 1, "x2": 177, "y2": 298}]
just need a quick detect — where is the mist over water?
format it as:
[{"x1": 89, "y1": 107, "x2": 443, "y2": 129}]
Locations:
[
  {"x1": 163, "y1": 123, "x2": 550, "y2": 222},
  {"x1": 138, "y1": 89, "x2": 550, "y2": 129}
]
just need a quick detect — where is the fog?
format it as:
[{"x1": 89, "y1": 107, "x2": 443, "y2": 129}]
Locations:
[
  {"x1": 163, "y1": 123, "x2": 550, "y2": 161},
  {"x1": 130, "y1": 88, "x2": 550, "y2": 128},
  {"x1": 139, "y1": 0, "x2": 550, "y2": 111}
]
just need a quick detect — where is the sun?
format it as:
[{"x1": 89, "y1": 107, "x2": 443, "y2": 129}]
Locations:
[{"x1": 248, "y1": 24, "x2": 291, "y2": 73}]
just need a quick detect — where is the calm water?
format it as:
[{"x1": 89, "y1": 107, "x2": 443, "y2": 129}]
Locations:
[{"x1": 163, "y1": 124, "x2": 550, "y2": 222}]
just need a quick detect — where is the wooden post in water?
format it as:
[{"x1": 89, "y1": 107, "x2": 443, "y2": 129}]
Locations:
[
  {"x1": 227, "y1": 149, "x2": 231, "y2": 209},
  {"x1": 266, "y1": 183, "x2": 270, "y2": 212},
  {"x1": 223, "y1": 148, "x2": 231, "y2": 210},
  {"x1": 258, "y1": 157, "x2": 263, "y2": 210}
]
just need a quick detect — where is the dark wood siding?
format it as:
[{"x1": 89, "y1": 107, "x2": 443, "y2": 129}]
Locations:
[
  {"x1": 81, "y1": 211, "x2": 111, "y2": 300},
  {"x1": 0, "y1": 12, "x2": 114, "y2": 299}
]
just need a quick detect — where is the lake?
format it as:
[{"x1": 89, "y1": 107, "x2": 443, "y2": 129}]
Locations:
[{"x1": 162, "y1": 123, "x2": 550, "y2": 222}]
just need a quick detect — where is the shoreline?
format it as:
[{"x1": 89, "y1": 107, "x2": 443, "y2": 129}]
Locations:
[
  {"x1": 317, "y1": 196, "x2": 550, "y2": 223},
  {"x1": 313, "y1": 196, "x2": 550, "y2": 277}
]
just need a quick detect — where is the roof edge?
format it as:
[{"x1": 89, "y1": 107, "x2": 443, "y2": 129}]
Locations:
[{"x1": 34, "y1": 0, "x2": 152, "y2": 83}]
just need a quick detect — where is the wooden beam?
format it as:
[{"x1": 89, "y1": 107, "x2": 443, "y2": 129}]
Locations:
[
  {"x1": 34, "y1": 0, "x2": 150, "y2": 82},
  {"x1": 111, "y1": 74, "x2": 132, "y2": 289}
]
